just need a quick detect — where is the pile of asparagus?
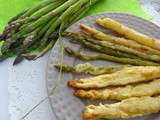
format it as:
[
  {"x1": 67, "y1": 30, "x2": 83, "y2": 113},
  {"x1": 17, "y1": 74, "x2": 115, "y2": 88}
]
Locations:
[
  {"x1": 0, "y1": 0, "x2": 99, "y2": 64},
  {"x1": 60, "y1": 19, "x2": 160, "y2": 66},
  {"x1": 63, "y1": 32, "x2": 160, "y2": 66}
]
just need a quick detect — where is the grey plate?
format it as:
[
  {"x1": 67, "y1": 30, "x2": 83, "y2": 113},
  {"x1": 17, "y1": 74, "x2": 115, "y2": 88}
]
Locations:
[{"x1": 46, "y1": 13, "x2": 160, "y2": 120}]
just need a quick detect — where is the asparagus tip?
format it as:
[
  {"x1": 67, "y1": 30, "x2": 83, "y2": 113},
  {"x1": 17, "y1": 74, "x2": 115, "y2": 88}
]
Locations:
[
  {"x1": 65, "y1": 47, "x2": 74, "y2": 55},
  {"x1": 22, "y1": 54, "x2": 37, "y2": 61},
  {"x1": 13, "y1": 55, "x2": 24, "y2": 65}
]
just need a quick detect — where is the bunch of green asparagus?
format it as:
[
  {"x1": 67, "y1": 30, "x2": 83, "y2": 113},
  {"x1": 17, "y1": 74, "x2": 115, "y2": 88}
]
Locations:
[{"x1": 0, "y1": 0, "x2": 99, "y2": 64}]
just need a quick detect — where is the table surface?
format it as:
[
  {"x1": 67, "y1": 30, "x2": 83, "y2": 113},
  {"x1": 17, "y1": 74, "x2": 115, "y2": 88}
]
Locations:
[
  {"x1": 0, "y1": 60, "x2": 10, "y2": 120},
  {"x1": 1, "y1": 0, "x2": 160, "y2": 120}
]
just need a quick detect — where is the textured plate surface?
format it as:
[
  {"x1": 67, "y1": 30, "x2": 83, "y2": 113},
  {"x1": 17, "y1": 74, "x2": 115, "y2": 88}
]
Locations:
[{"x1": 46, "y1": 13, "x2": 160, "y2": 120}]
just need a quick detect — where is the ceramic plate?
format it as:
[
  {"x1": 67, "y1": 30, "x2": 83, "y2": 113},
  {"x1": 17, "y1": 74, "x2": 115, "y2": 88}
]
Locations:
[{"x1": 46, "y1": 13, "x2": 160, "y2": 120}]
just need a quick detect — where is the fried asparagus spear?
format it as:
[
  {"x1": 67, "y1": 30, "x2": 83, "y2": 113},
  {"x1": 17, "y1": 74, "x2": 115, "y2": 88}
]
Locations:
[
  {"x1": 80, "y1": 24, "x2": 160, "y2": 56},
  {"x1": 63, "y1": 32, "x2": 160, "y2": 62},
  {"x1": 68, "y1": 66, "x2": 160, "y2": 89},
  {"x1": 55, "y1": 63, "x2": 130, "y2": 75},
  {"x1": 74, "y1": 79, "x2": 160, "y2": 100},
  {"x1": 96, "y1": 18, "x2": 160, "y2": 51},
  {"x1": 83, "y1": 96, "x2": 160, "y2": 120},
  {"x1": 65, "y1": 47, "x2": 159, "y2": 66}
]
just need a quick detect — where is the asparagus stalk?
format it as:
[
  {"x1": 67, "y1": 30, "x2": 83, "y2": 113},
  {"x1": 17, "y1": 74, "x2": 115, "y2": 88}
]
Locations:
[
  {"x1": 63, "y1": 0, "x2": 99, "y2": 30},
  {"x1": 63, "y1": 32, "x2": 141, "y2": 59},
  {"x1": 34, "y1": 40, "x2": 55, "y2": 59},
  {"x1": 31, "y1": 1, "x2": 64, "y2": 18},
  {"x1": 1, "y1": 26, "x2": 36, "y2": 54},
  {"x1": 8, "y1": 9, "x2": 29, "y2": 24},
  {"x1": 55, "y1": 63, "x2": 131, "y2": 75},
  {"x1": 41, "y1": 0, "x2": 91, "y2": 47},
  {"x1": 38, "y1": 16, "x2": 59, "y2": 37},
  {"x1": 20, "y1": 0, "x2": 77, "y2": 35},
  {"x1": 63, "y1": 32, "x2": 138, "y2": 58},
  {"x1": 84, "y1": 35, "x2": 160, "y2": 62},
  {"x1": 11, "y1": 33, "x2": 40, "y2": 65},
  {"x1": 16, "y1": 0, "x2": 65, "y2": 28},
  {"x1": 65, "y1": 47, "x2": 159, "y2": 66},
  {"x1": 18, "y1": 17, "x2": 59, "y2": 53},
  {"x1": 20, "y1": 0, "x2": 56, "y2": 19},
  {"x1": 16, "y1": 40, "x2": 55, "y2": 62},
  {"x1": 8, "y1": 0, "x2": 57, "y2": 32}
]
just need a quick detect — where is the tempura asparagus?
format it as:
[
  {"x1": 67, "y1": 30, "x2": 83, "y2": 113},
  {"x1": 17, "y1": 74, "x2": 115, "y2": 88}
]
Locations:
[
  {"x1": 65, "y1": 47, "x2": 159, "y2": 66},
  {"x1": 74, "y1": 79, "x2": 160, "y2": 100},
  {"x1": 96, "y1": 18, "x2": 160, "y2": 51},
  {"x1": 80, "y1": 24, "x2": 160, "y2": 56},
  {"x1": 68, "y1": 66, "x2": 160, "y2": 89},
  {"x1": 83, "y1": 96, "x2": 160, "y2": 120},
  {"x1": 55, "y1": 63, "x2": 130, "y2": 75}
]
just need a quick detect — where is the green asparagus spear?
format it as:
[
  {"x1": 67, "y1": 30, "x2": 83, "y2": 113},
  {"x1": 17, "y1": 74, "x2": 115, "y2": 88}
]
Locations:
[
  {"x1": 1, "y1": 24, "x2": 41, "y2": 55},
  {"x1": 63, "y1": 0, "x2": 99, "y2": 30},
  {"x1": 34, "y1": 20, "x2": 66, "y2": 59},
  {"x1": 40, "y1": 0, "x2": 90, "y2": 47},
  {"x1": 17, "y1": 39, "x2": 55, "y2": 62},
  {"x1": 32, "y1": 1, "x2": 65, "y2": 18},
  {"x1": 63, "y1": 32, "x2": 140, "y2": 59},
  {"x1": 85, "y1": 36, "x2": 160, "y2": 62},
  {"x1": 38, "y1": 16, "x2": 59, "y2": 37},
  {"x1": 63, "y1": 32, "x2": 160, "y2": 62},
  {"x1": 8, "y1": 0, "x2": 66, "y2": 38},
  {"x1": 20, "y1": 0, "x2": 77, "y2": 35},
  {"x1": 8, "y1": 9, "x2": 29, "y2": 24},
  {"x1": 16, "y1": 0, "x2": 65, "y2": 28},
  {"x1": 65, "y1": 47, "x2": 159, "y2": 66},
  {"x1": 55, "y1": 62, "x2": 131, "y2": 75},
  {"x1": 34, "y1": 40, "x2": 55, "y2": 59},
  {"x1": 19, "y1": 24, "x2": 45, "y2": 52},
  {"x1": 20, "y1": 0, "x2": 56, "y2": 19},
  {"x1": 71, "y1": 0, "x2": 99, "y2": 23},
  {"x1": 10, "y1": 0, "x2": 55, "y2": 29}
]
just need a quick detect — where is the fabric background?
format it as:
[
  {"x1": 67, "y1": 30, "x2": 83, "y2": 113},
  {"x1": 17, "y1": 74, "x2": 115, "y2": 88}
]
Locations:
[{"x1": 0, "y1": 0, "x2": 150, "y2": 32}]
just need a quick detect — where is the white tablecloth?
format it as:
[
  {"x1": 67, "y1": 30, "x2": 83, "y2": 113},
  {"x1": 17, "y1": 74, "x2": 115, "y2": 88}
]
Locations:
[
  {"x1": 8, "y1": 53, "x2": 56, "y2": 120},
  {"x1": 1, "y1": 1, "x2": 159, "y2": 120}
]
